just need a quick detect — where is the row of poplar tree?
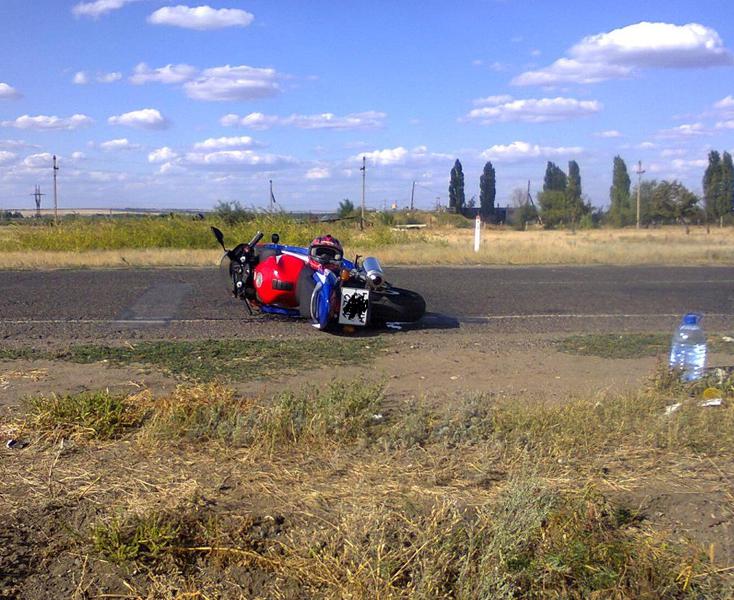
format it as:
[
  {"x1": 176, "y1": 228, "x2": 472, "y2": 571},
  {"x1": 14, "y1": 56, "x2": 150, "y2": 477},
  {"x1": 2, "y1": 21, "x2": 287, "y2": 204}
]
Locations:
[{"x1": 447, "y1": 153, "x2": 734, "y2": 227}]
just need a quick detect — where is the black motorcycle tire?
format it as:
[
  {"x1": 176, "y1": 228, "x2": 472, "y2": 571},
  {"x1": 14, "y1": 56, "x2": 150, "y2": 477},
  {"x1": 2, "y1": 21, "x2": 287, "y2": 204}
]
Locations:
[
  {"x1": 297, "y1": 267, "x2": 316, "y2": 319},
  {"x1": 369, "y1": 287, "x2": 425, "y2": 325}
]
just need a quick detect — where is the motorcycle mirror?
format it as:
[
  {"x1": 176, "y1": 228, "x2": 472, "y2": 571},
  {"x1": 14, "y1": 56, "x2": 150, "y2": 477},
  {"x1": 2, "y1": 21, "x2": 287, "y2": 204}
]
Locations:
[
  {"x1": 211, "y1": 226, "x2": 227, "y2": 251},
  {"x1": 271, "y1": 233, "x2": 280, "y2": 244}
]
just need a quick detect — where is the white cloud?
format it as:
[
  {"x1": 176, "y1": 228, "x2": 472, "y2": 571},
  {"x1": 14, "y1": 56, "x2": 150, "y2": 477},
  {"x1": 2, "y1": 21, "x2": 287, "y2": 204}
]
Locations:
[
  {"x1": 75, "y1": 70, "x2": 122, "y2": 84},
  {"x1": 108, "y1": 108, "x2": 168, "y2": 129},
  {"x1": 1, "y1": 114, "x2": 93, "y2": 130},
  {"x1": 360, "y1": 147, "x2": 408, "y2": 166},
  {"x1": 0, "y1": 139, "x2": 35, "y2": 150},
  {"x1": 305, "y1": 167, "x2": 331, "y2": 180},
  {"x1": 158, "y1": 161, "x2": 185, "y2": 175},
  {"x1": 192, "y1": 136, "x2": 260, "y2": 150},
  {"x1": 657, "y1": 122, "x2": 708, "y2": 138},
  {"x1": 0, "y1": 151, "x2": 17, "y2": 165},
  {"x1": 473, "y1": 95, "x2": 514, "y2": 106},
  {"x1": 356, "y1": 145, "x2": 452, "y2": 167},
  {"x1": 0, "y1": 83, "x2": 21, "y2": 99},
  {"x1": 130, "y1": 62, "x2": 198, "y2": 85},
  {"x1": 465, "y1": 96, "x2": 601, "y2": 124},
  {"x1": 71, "y1": 151, "x2": 86, "y2": 160},
  {"x1": 183, "y1": 150, "x2": 296, "y2": 168},
  {"x1": 221, "y1": 110, "x2": 386, "y2": 130},
  {"x1": 100, "y1": 138, "x2": 137, "y2": 151},
  {"x1": 220, "y1": 112, "x2": 278, "y2": 129},
  {"x1": 595, "y1": 130, "x2": 622, "y2": 138},
  {"x1": 23, "y1": 153, "x2": 54, "y2": 168},
  {"x1": 714, "y1": 95, "x2": 734, "y2": 111},
  {"x1": 184, "y1": 65, "x2": 280, "y2": 101},
  {"x1": 97, "y1": 71, "x2": 122, "y2": 83},
  {"x1": 72, "y1": 0, "x2": 141, "y2": 18},
  {"x1": 661, "y1": 148, "x2": 687, "y2": 157},
  {"x1": 710, "y1": 95, "x2": 734, "y2": 128},
  {"x1": 479, "y1": 141, "x2": 583, "y2": 162},
  {"x1": 671, "y1": 158, "x2": 708, "y2": 170},
  {"x1": 147, "y1": 5, "x2": 254, "y2": 30},
  {"x1": 513, "y1": 22, "x2": 734, "y2": 86},
  {"x1": 73, "y1": 71, "x2": 89, "y2": 85},
  {"x1": 148, "y1": 147, "x2": 178, "y2": 163}
]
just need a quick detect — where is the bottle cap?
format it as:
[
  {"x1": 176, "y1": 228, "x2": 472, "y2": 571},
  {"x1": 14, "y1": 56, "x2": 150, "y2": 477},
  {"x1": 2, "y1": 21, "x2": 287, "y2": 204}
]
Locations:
[{"x1": 683, "y1": 313, "x2": 701, "y2": 325}]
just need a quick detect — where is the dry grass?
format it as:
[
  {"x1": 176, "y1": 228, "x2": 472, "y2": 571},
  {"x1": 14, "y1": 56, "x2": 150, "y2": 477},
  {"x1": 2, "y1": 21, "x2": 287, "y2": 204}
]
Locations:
[
  {"x1": 0, "y1": 226, "x2": 732, "y2": 268},
  {"x1": 379, "y1": 226, "x2": 734, "y2": 266},
  {"x1": 0, "y1": 248, "x2": 221, "y2": 269},
  {"x1": 3, "y1": 374, "x2": 733, "y2": 597}
]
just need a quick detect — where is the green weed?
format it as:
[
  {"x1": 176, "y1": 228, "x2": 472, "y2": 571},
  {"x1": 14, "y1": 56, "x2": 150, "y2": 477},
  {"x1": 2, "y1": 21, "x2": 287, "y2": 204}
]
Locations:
[
  {"x1": 91, "y1": 513, "x2": 180, "y2": 565},
  {"x1": 0, "y1": 214, "x2": 428, "y2": 252},
  {"x1": 24, "y1": 389, "x2": 147, "y2": 440},
  {"x1": 144, "y1": 381, "x2": 383, "y2": 448},
  {"x1": 0, "y1": 338, "x2": 381, "y2": 382},
  {"x1": 557, "y1": 332, "x2": 734, "y2": 359}
]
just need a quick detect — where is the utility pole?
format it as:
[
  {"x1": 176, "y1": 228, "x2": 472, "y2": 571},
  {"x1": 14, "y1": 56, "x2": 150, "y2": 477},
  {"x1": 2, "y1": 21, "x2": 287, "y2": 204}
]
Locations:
[
  {"x1": 410, "y1": 180, "x2": 416, "y2": 211},
  {"x1": 527, "y1": 180, "x2": 543, "y2": 227},
  {"x1": 635, "y1": 160, "x2": 645, "y2": 229},
  {"x1": 31, "y1": 185, "x2": 45, "y2": 218},
  {"x1": 52, "y1": 155, "x2": 59, "y2": 224},
  {"x1": 360, "y1": 156, "x2": 366, "y2": 231},
  {"x1": 269, "y1": 179, "x2": 275, "y2": 211}
]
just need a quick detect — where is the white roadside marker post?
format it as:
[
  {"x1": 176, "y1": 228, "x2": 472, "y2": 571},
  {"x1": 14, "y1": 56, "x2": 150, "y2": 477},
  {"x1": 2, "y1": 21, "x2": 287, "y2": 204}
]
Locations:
[{"x1": 474, "y1": 215, "x2": 481, "y2": 253}]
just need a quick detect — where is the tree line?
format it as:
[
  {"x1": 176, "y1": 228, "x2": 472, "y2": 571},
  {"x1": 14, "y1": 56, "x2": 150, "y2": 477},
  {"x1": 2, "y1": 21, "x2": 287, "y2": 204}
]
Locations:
[{"x1": 446, "y1": 152, "x2": 734, "y2": 228}]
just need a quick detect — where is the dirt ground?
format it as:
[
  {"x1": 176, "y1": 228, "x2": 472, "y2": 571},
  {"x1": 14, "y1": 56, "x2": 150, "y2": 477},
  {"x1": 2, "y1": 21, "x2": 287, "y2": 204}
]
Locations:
[
  {"x1": 0, "y1": 330, "x2": 660, "y2": 416},
  {"x1": 2, "y1": 328, "x2": 734, "y2": 598}
]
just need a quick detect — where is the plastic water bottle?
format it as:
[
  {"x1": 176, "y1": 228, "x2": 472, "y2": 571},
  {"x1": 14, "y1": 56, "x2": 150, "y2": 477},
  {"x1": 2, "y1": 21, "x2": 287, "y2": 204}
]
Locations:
[{"x1": 668, "y1": 313, "x2": 707, "y2": 381}]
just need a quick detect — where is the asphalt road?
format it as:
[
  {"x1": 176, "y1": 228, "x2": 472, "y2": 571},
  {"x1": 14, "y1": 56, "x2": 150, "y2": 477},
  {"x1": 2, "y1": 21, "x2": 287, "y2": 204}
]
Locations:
[{"x1": 0, "y1": 265, "x2": 732, "y2": 342}]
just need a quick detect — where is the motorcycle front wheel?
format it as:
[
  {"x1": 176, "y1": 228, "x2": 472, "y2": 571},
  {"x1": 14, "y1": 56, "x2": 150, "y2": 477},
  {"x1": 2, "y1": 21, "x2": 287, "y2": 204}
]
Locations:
[{"x1": 369, "y1": 287, "x2": 425, "y2": 325}]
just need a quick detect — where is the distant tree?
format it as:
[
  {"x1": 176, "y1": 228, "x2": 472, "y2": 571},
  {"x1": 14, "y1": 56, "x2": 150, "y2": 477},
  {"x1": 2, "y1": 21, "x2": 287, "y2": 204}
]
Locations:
[
  {"x1": 566, "y1": 160, "x2": 588, "y2": 228},
  {"x1": 213, "y1": 200, "x2": 252, "y2": 225},
  {"x1": 647, "y1": 180, "x2": 700, "y2": 226},
  {"x1": 510, "y1": 187, "x2": 538, "y2": 229},
  {"x1": 608, "y1": 156, "x2": 631, "y2": 227},
  {"x1": 337, "y1": 198, "x2": 355, "y2": 218},
  {"x1": 720, "y1": 152, "x2": 734, "y2": 224},
  {"x1": 635, "y1": 179, "x2": 657, "y2": 225},
  {"x1": 543, "y1": 161, "x2": 567, "y2": 191},
  {"x1": 448, "y1": 159, "x2": 465, "y2": 213},
  {"x1": 479, "y1": 161, "x2": 496, "y2": 221},
  {"x1": 703, "y1": 150, "x2": 722, "y2": 226},
  {"x1": 538, "y1": 190, "x2": 568, "y2": 228},
  {"x1": 538, "y1": 162, "x2": 570, "y2": 227}
]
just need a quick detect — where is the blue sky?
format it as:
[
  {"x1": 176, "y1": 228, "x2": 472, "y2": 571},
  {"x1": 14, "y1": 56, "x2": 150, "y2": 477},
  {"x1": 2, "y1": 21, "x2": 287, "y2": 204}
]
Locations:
[{"x1": 1, "y1": 0, "x2": 733, "y2": 211}]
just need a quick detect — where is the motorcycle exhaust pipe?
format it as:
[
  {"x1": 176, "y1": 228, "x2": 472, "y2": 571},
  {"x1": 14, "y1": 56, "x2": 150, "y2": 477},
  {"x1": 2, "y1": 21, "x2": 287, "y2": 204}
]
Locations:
[{"x1": 362, "y1": 256, "x2": 385, "y2": 288}]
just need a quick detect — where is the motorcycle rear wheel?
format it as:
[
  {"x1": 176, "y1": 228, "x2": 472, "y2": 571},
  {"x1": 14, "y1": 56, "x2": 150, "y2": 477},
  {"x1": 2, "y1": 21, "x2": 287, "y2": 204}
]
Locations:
[{"x1": 369, "y1": 287, "x2": 425, "y2": 325}]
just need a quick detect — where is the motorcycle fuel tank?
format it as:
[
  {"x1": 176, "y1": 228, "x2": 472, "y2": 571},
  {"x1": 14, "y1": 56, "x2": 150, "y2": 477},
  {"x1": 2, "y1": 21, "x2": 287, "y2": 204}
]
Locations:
[{"x1": 253, "y1": 253, "x2": 306, "y2": 307}]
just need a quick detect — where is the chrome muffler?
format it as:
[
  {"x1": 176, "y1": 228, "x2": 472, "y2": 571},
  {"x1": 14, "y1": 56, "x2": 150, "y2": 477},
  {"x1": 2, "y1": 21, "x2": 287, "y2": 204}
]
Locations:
[{"x1": 362, "y1": 256, "x2": 385, "y2": 288}]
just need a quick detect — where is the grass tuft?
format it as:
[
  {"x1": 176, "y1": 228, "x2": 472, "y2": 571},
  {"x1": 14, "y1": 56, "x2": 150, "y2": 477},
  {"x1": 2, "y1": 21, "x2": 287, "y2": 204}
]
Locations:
[
  {"x1": 64, "y1": 338, "x2": 380, "y2": 382},
  {"x1": 143, "y1": 380, "x2": 383, "y2": 449},
  {"x1": 557, "y1": 332, "x2": 734, "y2": 359},
  {"x1": 24, "y1": 389, "x2": 148, "y2": 440},
  {"x1": 91, "y1": 512, "x2": 180, "y2": 565}
]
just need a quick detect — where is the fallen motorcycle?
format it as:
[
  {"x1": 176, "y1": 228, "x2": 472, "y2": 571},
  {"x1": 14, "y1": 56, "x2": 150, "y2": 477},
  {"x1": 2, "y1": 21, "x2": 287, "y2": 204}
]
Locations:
[{"x1": 212, "y1": 227, "x2": 425, "y2": 331}]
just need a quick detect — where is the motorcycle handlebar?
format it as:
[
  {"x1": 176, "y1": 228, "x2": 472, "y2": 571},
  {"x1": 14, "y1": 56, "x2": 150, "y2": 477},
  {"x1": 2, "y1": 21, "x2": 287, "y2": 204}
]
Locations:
[{"x1": 247, "y1": 231, "x2": 264, "y2": 248}]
